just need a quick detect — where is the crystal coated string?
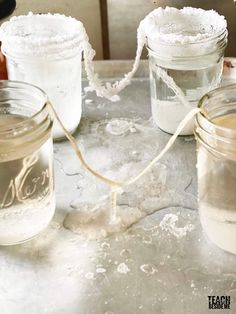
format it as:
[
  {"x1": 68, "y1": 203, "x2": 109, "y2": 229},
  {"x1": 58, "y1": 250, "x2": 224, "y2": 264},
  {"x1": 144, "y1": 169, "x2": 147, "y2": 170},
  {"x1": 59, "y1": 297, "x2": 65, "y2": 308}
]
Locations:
[
  {"x1": 81, "y1": 21, "x2": 195, "y2": 110},
  {"x1": 81, "y1": 21, "x2": 146, "y2": 101}
]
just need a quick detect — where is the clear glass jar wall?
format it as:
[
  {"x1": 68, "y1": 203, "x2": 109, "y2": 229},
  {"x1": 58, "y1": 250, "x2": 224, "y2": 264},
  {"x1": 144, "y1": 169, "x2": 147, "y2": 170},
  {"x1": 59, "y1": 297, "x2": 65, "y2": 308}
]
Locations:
[
  {"x1": 1, "y1": 14, "x2": 82, "y2": 140},
  {"x1": 5, "y1": 53, "x2": 81, "y2": 140},
  {"x1": 0, "y1": 81, "x2": 55, "y2": 245},
  {"x1": 149, "y1": 30, "x2": 228, "y2": 135},
  {"x1": 194, "y1": 84, "x2": 236, "y2": 254}
]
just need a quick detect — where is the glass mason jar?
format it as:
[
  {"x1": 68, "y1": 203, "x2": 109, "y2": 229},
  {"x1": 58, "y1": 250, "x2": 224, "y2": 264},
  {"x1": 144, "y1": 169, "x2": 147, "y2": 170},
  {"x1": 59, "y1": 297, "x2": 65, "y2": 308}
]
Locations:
[
  {"x1": 0, "y1": 13, "x2": 82, "y2": 140},
  {"x1": 148, "y1": 29, "x2": 228, "y2": 135},
  {"x1": 0, "y1": 81, "x2": 55, "y2": 245},
  {"x1": 194, "y1": 84, "x2": 236, "y2": 254}
]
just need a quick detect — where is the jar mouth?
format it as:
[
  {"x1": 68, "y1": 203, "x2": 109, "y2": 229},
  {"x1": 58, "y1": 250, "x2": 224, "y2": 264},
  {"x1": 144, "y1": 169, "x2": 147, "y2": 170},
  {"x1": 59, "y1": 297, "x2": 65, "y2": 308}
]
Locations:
[
  {"x1": 197, "y1": 84, "x2": 236, "y2": 138},
  {"x1": 0, "y1": 13, "x2": 84, "y2": 59},
  {"x1": 195, "y1": 84, "x2": 236, "y2": 159},
  {"x1": 143, "y1": 7, "x2": 227, "y2": 45},
  {"x1": 2, "y1": 46, "x2": 82, "y2": 62},
  {"x1": 147, "y1": 28, "x2": 228, "y2": 60},
  {"x1": 0, "y1": 80, "x2": 51, "y2": 141},
  {"x1": 147, "y1": 28, "x2": 227, "y2": 48}
]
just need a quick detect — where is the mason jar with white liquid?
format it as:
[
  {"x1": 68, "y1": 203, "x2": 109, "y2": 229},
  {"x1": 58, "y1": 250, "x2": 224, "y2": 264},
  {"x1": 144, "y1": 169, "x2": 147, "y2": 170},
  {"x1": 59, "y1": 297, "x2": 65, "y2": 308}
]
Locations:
[
  {"x1": 146, "y1": 7, "x2": 228, "y2": 135},
  {"x1": 0, "y1": 80, "x2": 55, "y2": 245},
  {"x1": 195, "y1": 84, "x2": 236, "y2": 254},
  {"x1": 0, "y1": 13, "x2": 83, "y2": 140}
]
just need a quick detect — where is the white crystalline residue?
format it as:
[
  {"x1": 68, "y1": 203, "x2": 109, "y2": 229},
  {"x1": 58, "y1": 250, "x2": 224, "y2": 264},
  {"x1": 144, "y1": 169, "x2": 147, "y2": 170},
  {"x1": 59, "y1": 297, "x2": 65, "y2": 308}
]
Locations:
[
  {"x1": 109, "y1": 95, "x2": 120, "y2": 102},
  {"x1": 140, "y1": 264, "x2": 157, "y2": 275},
  {"x1": 85, "y1": 272, "x2": 95, "y2": 280},
  {"x1": 50, "y1": 221, "x2": 61, "y2": 230},
  {"x1": 106, "y1": 119, "x2": 137, "y2": 136},
  {"x1": 117, "y1": 263, "x2": 130, "y2": 274},
  {"x1": 116, "y1": 187, "x2": 125, "y2": 195},
  {"x1": 130, "y1": 126, "x2": 137, "y2": 133},
  {"x1": 160, "y1": 213, "x2": 194, "y2": 238},
  {"x1": 120, "y1": 249, "x2": 130, "y2": 258},
  {"x1": 143, "y1": 7, "x2": 227, "y2": 44},
  {"x1": 0, "y1": 13, "x2": 85, "y2": 57},
  {"x1": 100, "y1": 242, "x2": 110, "y2": 250},
  {"x1": 84, "y1": 86, "x2": 94, "y2": 93},
  {"x1": 97, "y1": 103, "x2": 106, "y2": 109},
  {"x1": 63, "y1": 202, "x2": 143, "y2": 240},
  {"x1": 142, "y1": 235, "x2": 152, "y2": 244},
  {"x1": 0, "y1": 7, "x2": 227, "y2": 105},
  {"x1": 96, "y1": 267, "x2": 106, "y2": 274},
  {"x1": 190, "y1": 281, "x2": 195, "y2": 288},
  {"x1": 85, "y1": 99, "x2": 94, "y2": 104}
]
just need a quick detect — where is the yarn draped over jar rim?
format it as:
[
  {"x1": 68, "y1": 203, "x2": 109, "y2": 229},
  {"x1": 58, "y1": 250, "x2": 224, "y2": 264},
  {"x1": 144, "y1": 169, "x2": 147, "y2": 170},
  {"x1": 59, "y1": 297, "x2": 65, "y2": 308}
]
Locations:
[{"x1": 0, "y1": 8, "x2": 227, "y2": 101}]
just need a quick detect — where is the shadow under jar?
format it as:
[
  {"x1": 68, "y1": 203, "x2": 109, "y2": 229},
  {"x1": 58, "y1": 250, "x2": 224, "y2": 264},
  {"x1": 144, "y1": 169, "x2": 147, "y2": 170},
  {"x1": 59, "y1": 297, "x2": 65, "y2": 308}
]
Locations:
[
  {"x1": 0, "y1": 81, "x2": 55, "y2": 245},
  {"x1": 194, "y1": 84, "x2": 236, "y2": 254}
]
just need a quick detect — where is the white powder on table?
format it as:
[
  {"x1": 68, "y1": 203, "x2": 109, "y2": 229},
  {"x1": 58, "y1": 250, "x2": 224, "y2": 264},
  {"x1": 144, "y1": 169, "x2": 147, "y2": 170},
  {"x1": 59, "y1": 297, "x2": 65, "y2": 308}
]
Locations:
[
  {"x1": 160, "y1": 213, "x2": 194, "y2": 238},
  {"x1": 140, "y1": 264, "x2": 157, "y2": 275},
  {"x1": 63, "y1": 201, "x2": 144, "y2": 240},
  {"x1": 96, "y1": 267, "x2": 106, "y2": 274},
  {"x1": 85, "y1": 272, "x2": 95, "y2": 280},
  {"x1": 117, "y1": 263, "x2": 130, "y2": 274},
  {"x1": 106, "y1": 119, "x2": 137, "y2": 136}
]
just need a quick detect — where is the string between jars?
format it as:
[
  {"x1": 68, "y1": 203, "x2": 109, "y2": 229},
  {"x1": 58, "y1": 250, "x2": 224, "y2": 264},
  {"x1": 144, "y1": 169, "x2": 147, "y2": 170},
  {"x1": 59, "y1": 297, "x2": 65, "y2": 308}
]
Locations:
[{"x1": 47, "y1": 101, "x2": 201, "y2": 189}]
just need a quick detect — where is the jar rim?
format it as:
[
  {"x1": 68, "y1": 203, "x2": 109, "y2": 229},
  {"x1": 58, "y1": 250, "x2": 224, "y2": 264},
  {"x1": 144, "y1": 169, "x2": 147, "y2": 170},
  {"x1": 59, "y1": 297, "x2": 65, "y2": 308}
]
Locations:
[
  {"x1": 143, "y1": 7, "x2": 227, "y2": 46},
  {"x1": 194, "y1": 84, "x2": 236, "y2": 157},
  {"x1": 0, "y1": 80, "x2": 50, "y2": 139},
  {"x1": 147, "y1": 29, "x2": 228, "y2": 60},
  {"x1": 1, "y1": 46, "x2": 82, "y2": 61},
  {"x1": 147, "y1": 28, "x2": 227, "y2": 47},
  {"x1": 0, "y1": 13, "x2": 84, "y2": 60},
  {"x1": 197, "y1": 84, "x2": 236, "y2": 137}
]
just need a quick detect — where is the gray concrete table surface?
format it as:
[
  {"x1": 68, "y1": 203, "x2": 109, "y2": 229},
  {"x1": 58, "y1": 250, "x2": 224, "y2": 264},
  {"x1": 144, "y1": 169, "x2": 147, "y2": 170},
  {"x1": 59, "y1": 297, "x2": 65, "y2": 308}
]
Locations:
[{"x1": 0, "y1": 70, "x2": 236, "y2": 314}]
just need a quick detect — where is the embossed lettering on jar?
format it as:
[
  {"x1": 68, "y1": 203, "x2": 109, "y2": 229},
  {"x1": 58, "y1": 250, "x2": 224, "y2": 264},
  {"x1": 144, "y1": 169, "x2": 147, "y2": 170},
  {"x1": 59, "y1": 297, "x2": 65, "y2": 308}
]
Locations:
[{"x1": 0, "y1": 81, "x2": 55, "y2": 245}]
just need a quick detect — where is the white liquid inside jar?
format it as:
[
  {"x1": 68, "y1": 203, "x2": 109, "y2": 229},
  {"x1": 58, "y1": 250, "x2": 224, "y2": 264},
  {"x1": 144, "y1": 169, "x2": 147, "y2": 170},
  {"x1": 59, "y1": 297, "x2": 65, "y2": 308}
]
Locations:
[
  {"x1": 0, "y1": 13, "x2": 83, "y2": 140},
  {"x1": 146, "y1": 7, "x2": 228, "y2": 135}
]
